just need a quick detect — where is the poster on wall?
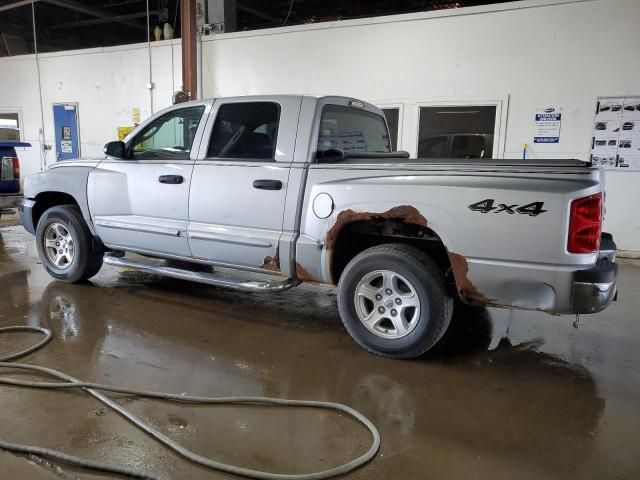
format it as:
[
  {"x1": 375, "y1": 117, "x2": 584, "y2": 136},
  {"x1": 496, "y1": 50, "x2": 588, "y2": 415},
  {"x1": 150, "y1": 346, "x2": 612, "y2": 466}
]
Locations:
[
  {"x1": 534, "y1": 107, "x2": 562, "y2": 143},
  {"x1": 60, "y1": 141, "x2": 72, "y2": 153},
  {"x1": 591, "y1": 96, "x2": 640, "y2": 170},
  {"x1": 117, "y1": 126, "x2": 134, "y2": 141}
]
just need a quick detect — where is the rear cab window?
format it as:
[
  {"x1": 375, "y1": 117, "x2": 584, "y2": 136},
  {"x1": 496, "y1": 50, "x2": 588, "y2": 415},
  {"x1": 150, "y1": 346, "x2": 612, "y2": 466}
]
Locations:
[{"x1": 317, "y1": 105, "x2": 391, "y2": 155}]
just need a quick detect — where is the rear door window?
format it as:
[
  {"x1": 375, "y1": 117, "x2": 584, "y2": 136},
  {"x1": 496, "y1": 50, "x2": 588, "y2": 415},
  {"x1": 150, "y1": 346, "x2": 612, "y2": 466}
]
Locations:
[
  {"x1": 206, "y1": 102, "x2": 280, "y2": 160},
  {"x1": 318, "y1": 105, "x2": 390, "y2": 154}
]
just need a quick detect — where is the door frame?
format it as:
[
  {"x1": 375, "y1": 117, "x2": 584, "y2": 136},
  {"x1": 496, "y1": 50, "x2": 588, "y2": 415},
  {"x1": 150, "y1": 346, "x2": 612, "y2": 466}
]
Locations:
[
  {"x1": 52, "y1": 102, "x2": 81, "y2": 160},
  {"x1": 188, "y1": 96, "x2": 300, "y2": 274},
  {"x1": 0, "y1": 108, "x2": 23, "y2": 141},
  {"x1": 376, "y1": 103, "x2": 405, "y2": 152},
  {"x1": 90, "y1": 100, "x2": 212, "y2": 258}
]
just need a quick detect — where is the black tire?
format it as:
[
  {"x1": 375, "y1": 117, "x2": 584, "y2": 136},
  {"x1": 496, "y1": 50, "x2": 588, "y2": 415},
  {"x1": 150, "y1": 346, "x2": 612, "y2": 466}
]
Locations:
[
  {"x1": 337, "y1": 243, "x2": 453, "y2": 359},
  {"x1": 35, "y1": 205, "x2": 103, "y2": 283}
]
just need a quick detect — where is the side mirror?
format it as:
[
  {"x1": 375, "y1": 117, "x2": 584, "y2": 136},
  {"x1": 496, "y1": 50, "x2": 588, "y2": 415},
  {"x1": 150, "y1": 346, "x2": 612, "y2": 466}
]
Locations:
[{"x1": 104, "y1": 141, "x2": 126, "y2": 159}]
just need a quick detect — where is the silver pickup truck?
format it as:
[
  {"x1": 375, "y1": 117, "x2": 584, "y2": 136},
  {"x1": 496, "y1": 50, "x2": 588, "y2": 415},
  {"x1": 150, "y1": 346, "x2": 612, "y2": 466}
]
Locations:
[{"x1": 18, "y1": 95, "x2": 618, "y2": 358}]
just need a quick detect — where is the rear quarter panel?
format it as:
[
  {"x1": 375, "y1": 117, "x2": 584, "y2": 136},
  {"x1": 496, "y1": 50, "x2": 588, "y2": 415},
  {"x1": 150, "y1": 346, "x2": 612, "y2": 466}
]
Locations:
[{"x1": 297, "y1": 163, "x2": 604, "y2": 313}]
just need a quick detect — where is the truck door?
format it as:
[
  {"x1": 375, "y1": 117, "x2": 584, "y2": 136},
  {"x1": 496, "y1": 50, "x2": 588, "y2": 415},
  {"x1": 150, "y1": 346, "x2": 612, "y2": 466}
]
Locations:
[
  {"x1": 88, "y1": 103, "x2": 208, "y2": 257},
  {"x1": 187, "y1": 97, "x2": 301, "y2": 272},
  {"x1": 53, "y1": 103, "x2": 80, "y2": 161}
]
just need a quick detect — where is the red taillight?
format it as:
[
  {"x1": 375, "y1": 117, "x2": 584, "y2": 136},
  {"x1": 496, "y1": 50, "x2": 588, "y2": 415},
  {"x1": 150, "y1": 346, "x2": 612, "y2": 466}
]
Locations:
[
  {"x1": 568, "y1": 193, "x2": 602, "y2": 254},
  {"x1": 12, "y1": 157, "x2": 19, "y2": 180}
]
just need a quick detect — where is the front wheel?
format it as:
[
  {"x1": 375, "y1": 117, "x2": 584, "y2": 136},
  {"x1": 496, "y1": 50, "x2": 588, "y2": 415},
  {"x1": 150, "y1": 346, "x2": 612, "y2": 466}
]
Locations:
[
  {"x1": 35, "y1": 205, "x2": 103, "y2": 283},
  {"x1": 337, "y1": 244, "x2": 453, "y2": 359}
]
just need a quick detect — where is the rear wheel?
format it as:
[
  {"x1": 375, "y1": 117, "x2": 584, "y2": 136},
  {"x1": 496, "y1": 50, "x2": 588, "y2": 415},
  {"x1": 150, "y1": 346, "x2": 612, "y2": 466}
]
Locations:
[
  {"x1": 36, "y1": 205, "x2": 103, "y2": 283},
  {"x1": 337, "y1": 243, "x2": 453, "y2": 359}
]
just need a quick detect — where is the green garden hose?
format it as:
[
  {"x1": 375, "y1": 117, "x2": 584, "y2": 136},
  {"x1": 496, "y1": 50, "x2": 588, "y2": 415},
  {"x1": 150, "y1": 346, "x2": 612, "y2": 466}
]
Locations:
[{"x1": 0, "y1": 325, "x2": 380, "y2": 480}]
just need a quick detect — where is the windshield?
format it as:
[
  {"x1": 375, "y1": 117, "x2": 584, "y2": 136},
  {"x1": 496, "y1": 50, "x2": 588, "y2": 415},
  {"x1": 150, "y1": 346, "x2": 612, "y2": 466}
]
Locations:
[{"x1": 318, "y1": 105, "x2": 390, "y2": 154}]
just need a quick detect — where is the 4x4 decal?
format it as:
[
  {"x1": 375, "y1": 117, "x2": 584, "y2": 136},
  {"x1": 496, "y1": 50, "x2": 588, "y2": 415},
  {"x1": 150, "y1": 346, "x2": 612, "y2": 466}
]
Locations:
[{"x1": 468, "y1": 199, "x2": 547, "y2": 216}]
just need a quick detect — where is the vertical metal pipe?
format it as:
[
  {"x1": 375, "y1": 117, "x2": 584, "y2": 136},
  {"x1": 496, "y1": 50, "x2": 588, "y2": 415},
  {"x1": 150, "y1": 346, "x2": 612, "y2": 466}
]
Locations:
[
  {"x1": 196, "y1": 27, "x2": 202, "y2": 100},
  {"x1": 31, "y1": 1, "x2": 47, "y2": 170},
  {"x1": 181, "y1": 0, "x2": 197, "y2": 100},
  {"x1": 146, "y1": 0, "x2": 154, "y2": 114}
]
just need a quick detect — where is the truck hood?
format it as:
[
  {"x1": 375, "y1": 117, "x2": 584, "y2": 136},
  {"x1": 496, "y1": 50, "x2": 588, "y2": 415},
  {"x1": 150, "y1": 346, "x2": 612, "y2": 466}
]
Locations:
[{"x1": 48, "y1": 158, "x2": 103, "y2": 169}]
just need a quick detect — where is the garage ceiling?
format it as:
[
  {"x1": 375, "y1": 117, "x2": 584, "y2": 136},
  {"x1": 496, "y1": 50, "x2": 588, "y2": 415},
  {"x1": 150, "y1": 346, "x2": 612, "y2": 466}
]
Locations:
[
  {"x1": 0, "y1": 0, "x2": 513, "y2": 56},
  {"x1": 240, "y1": 1, "x2": 512, "y2": 29}
]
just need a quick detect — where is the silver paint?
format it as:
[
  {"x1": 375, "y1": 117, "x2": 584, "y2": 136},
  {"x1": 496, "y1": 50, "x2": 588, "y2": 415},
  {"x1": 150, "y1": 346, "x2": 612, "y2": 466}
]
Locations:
[{"x1": 312, "y1": 193, "x2": 334, "y2": 219}]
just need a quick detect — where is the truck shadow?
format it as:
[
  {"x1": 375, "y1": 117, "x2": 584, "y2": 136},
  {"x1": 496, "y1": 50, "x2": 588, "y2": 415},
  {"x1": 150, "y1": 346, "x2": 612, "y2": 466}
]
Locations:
[{"x1": 424, "y1": 300, "x2": 495, "y2": 360}]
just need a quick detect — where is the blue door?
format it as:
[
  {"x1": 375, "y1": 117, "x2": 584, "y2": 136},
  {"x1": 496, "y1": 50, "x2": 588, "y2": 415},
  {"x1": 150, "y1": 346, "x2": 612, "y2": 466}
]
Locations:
[{"x1": 53, "y1": 104, "x2": 80, "y2": 161}]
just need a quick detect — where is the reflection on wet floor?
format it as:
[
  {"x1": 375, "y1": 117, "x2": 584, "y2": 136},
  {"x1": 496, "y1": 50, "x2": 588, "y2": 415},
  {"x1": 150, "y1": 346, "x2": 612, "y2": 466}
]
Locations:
[{"x1": 1, "y1": 225, "x2": 639, "y2": 480}]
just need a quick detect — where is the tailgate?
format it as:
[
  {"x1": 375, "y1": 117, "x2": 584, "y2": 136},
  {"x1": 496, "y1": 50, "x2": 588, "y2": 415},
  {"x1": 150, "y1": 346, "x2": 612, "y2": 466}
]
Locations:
[{"x1": 0, "y1": 142, "x2": 30, "y2": 195}]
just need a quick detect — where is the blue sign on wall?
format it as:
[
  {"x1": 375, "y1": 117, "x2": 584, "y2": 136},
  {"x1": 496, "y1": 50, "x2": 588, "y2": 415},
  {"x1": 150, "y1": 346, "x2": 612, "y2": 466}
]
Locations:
[{"x1": 534, "y1": 107, "x2": 562, "y2": 143}]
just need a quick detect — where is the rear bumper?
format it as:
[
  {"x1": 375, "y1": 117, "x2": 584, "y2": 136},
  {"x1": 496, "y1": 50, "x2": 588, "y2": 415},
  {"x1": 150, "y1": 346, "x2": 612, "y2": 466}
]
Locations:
[
  {"x1": 0, "y1": 192, "x2": 22, "y2": 209},
  {"x1": 17, "y1": 197, "x2": 36, "y2": 234},
  {"x1": 571, "y1": 234, "x2": 618, "y2": 314}
]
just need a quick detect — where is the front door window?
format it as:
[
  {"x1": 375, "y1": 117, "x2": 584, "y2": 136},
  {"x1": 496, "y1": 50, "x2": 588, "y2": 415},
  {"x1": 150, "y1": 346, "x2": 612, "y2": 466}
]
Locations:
[{"x1": 130, "y1": 106, "x2": 204, "y2": 160}]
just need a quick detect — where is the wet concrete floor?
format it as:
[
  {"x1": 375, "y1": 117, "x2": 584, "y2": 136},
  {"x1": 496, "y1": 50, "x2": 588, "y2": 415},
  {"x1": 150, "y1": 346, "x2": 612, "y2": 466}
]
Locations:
[{"x1": 0, "y1": 224, "x2": 639, "y2": 479}]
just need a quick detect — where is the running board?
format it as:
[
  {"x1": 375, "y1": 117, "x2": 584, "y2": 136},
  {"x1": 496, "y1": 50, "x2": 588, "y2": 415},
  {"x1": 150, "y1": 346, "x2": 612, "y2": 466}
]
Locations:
[{"x1": 103, "y1": 254, "x2": 299, "y2": 292}]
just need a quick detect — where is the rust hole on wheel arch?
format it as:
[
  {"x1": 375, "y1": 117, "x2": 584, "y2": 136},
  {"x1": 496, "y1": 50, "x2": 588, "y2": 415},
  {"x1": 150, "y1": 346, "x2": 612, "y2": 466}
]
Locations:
[
  {"x1": 447, "y1": 252, "x2": 491, "y2": 303},
  {"x1": 325, "y1": 206, "x2": 429, "y2": 252},
  {"x1": 324, "y1": 205, "x2": 430, "y2": 285}
]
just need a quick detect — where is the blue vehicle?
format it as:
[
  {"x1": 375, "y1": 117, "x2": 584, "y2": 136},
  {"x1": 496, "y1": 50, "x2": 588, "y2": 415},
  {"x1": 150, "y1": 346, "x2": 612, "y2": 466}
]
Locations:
[{"x1": 0, "y1": 141, "x2": 30, "y2": 219}]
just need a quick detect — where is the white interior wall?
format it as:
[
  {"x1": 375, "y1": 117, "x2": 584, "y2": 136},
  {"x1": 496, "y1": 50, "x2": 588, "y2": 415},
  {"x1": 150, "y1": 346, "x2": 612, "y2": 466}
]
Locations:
[
  {"x1": 0, "y1": 55, "x2": 44, "y2": 178},
  {"x1": 0, "y1": 39, "x2": 182, "y2": 179},
  {"x1": 0, "y1": 0, "x2": 637, "y2": 250},
  {"x1": 199, "y1": 0, "x2": 640, "y2": 251}
]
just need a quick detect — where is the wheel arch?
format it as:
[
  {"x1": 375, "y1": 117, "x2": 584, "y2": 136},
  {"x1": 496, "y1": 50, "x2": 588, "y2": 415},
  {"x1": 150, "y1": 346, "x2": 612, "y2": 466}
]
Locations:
[
  {"x1": 32, "y1": 192, "x2": 80, "y2": 231},
  {"x1": 326, "y1": 206, "x2": 456, "y2": 291},
  {"x1": 326, "y1": 207, "x2": 491, "y2": 305}
]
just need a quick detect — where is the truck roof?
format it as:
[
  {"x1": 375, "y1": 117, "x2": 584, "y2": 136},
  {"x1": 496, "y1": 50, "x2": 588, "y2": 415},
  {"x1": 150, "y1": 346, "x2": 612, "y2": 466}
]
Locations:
[{"x1": 175, "y1": 94, "x2": 379, "y2": 109}]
